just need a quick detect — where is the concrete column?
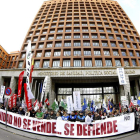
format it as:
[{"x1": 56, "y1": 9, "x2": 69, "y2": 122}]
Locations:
[
  {"x1": 9, "y1": 76, "x2": 16, "y2": 94},
  {"x1": 0, "y1": 76, "x2": 4, "y2": 86},
  {"x1": 120, "y1": 85, "x2": 125, "y2": 96},
  {"x1": 135, "y1": 79, "x2": 139, "y2": 97}
]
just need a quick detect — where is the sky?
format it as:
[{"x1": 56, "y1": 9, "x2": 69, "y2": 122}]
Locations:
[{"x1": 0, "y1": 0, "x2": 140, "y2": 53}]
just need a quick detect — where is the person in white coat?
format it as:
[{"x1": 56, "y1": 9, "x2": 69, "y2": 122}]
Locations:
[
  {"x1": 85, "y1": 111, "x2": 93, "y2": 126},
  {"x1": 56, "y1": 112, "x2": 62, "y2": 120}
]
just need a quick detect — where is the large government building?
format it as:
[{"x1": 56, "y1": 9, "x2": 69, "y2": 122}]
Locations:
[{"x1": 0, "y1": 0, "x2": 140, "y2": 106}]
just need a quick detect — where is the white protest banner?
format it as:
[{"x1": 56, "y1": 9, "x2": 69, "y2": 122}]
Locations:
[
  {"x1": 73, "y1": 91, "x2": 81, "y2": 111},
  {"x1": 0, "y1": 109, "x2": 134, "y2": 138},
  {"x1": 117, "y1": 68, "x2": 127, "y2": 85},
  {"x1": 121, "y1": 96, "x2": 126, "y2": 101},
  {"x1": 67, "y1": 96, "x2": 73, "y2": 114},
  {"x1": 40, "y1": 76, "x2": 48, "y2": 102},
  {"x1": 0, "y1": 85, "x2": 5, "y2": 103},
  {"x1": 132, "y1": 100, "x2": 137, "y2": 105},
  {"x1": 26, "y1": 41, "x2": 34, "y2": 99}
]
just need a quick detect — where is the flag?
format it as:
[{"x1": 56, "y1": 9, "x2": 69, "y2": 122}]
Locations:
[
  {"x1": 40, "y1": 76, "x2": 48, "y2": 102},
  {"x1": 59, "y1": 99, "x2": 67, "y2": 110},
  {"x1": 40, "y1": 102, "x2": 43, "y2": 108},
  {"x1": 51, "y1": 99, "x2": 59, "y2": 111},
  {"x1": 93, "y1": 105, "x2": 98, "y2": 112},
  {"x1": 18, "y1": 71, "x2": 24, "y2": 97},
  {"x1": 109, "y1": 101, "x2": 114, "y2": 112},
  {"x1": 24, "y1": 83, "x2": 32, "y2": 111},
  {"x1": 129, "y1": 100, "x2": 134, "y2": 108},
  {"x1": 82, "y1": 98, "x2": 88, "y2": 111},
  {"x1": 40, "y1": 82, "x2": 43, "y2": 94},
  {"x1": 13, "y1": 94, "x2": 17, "y2": 106},
  {"x1": 45, "y1": 98, "x2": 50, "y2": 106},
  {"x1": 29, "y1": 58, "x2": 34, "y2": 83},
  {"x1": 137, "y1": 93, "x2": 140, "y2": 106},
  {"x1": 26, "y1": 41, "x2": 34, "y2": 100},
  {"x1": 33, "y1": 99, "x2": 38, "y2": 107},
  {"x1": 8, "y1": 96, "x2": 13, "y2": 109},
  {"x1": 90, "y1": 100, "x2": 94, "y2": 112},
  {"x1": 119, "y1": 102, "x2": 121, "y2": 113},
  {"x1": 107, "y1": 99, "x2": 110, "y2": 110},
  {"x1": 103, "y1": 100, "x2": 107, "y2": 113}
]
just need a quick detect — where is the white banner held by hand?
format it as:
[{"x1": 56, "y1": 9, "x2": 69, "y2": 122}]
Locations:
[
  {"x1": 67, "y1": 96, "x2": 73, "y2": 114},
  {"x1": 73, "y1": 91, "x2": 81, "y2": 111},
  {"x1": 0, "y1": 85, "x2": 5, "y2": 103}
]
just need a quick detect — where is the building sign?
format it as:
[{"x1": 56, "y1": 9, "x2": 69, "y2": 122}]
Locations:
[
  {"x1": 0, "y1": 109, "x2": 135, "y2": 138},
  {"x1": 38, "y1": 70, "x2": 135, "y2": 77},
  {"x1": 117, "y1": 68, "x2": 127, "y2": 85}
]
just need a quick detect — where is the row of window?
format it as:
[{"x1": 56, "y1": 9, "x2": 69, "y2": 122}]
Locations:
[
  {"x1": 21, "y1": 49, "x2": 140, "y2": 58},
  {"x1": 18, "y1": 58, "x2": 138, "y2": 68},
  {"x1": 28, "y1": 33, "x2": 140, "y2": 43},
  {"x1": 24, "y1": 40, "x2": 140, "y2": 50},
  {"x1": 29, "y1": 27, "x2": 138, "y2": 37}
]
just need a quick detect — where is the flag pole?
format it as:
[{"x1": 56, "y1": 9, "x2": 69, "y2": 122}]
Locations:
[
  {"x1": 37, "y1": 83, "x2": 40, "y2": 101},
  {"x1": 34, "y1": 80, "x2": 37, "y2": 99}
]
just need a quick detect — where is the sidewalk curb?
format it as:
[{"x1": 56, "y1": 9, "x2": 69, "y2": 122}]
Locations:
[{"x1": 0, "y1": 123, "x2": 138, "y2": 140}]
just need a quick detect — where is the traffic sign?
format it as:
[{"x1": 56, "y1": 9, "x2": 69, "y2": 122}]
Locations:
[{"x1": 5, "y1": 87, "x2": 12, "y2": 96}]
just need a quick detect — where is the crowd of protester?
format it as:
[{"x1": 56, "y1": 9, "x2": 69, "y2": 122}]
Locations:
[{"x1": 0, "y1": 103, "x2": 140, "y2": 133}]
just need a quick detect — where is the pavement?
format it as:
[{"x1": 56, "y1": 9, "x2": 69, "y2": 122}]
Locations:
[{"x1": 0, "y1": 123, "x2": 139, "y2": 140}]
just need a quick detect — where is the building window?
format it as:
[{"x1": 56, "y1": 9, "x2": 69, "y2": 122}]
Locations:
[
  {"x1": 83, "y1": 34, "x2": 89, "y2": 38},
  {"x1": 92, "y1": 34, "x2": 98, "y2": 38},
  {"x1": 84, "y1": 60, "x2": 92, "y2": 67},
  {"x1": 123, "y1": 36, "x2": 128, "y2": 41},
  {"x1": 66, "y1": 28, "x2": 71, "y2": 32},
  {"x1": 21, "y1": 53, "x2": 25, "y2": 58},
  {"x1": 45, "y1": 51, "x2": 51, "y2": 57},
  {"x1": 34, "y1": 61, "x2": 40, "y2": 68},
  {"x1": 94, "y1": 50, "x2": 101, "y2": 56},
  {"x1": 74, "y1": 50, "x2": 81, "y2": 56},
  {"x1": 63, "y1": 60, "x2": 70, "y2": 67},
  {"x1": 84, "y1": 50, "x2": 91, "y2": 56},
  {"x1": 43, "y1": 60, "x2": 50, "y2": 68},
  {"x1": 133, "y1": 44, "x2": 137, "y2": 49},
  {"x1": 108, "y1": 34, "x2": 114, "y2": 39},
  {"x1": 136, "y1": 51, "x2": 140, "y2": 57},
  {"x1": 102, "y1": 41, "x2": 108, "y2": 47},
  {"x1": 113, "y1": 50, "x2": 119, "y2": 56},
  {"x1": 105, "y1": 59, "x2": 112, "y2": 67},
  {"x1": 116, "y1": 35, "x2": 121, "y2": 40},
  {"x1": 121, "y1": 51, "x2": 126, "y2": 56},
  {"x1": 132, "y1": 59, "x2": 137, "y2": 66},
  {"x1": 126, "y1": 43, "x2": 131, "y2": 48},
  {"x1": 129, "y1": 51, "x2": 133, "y2": 56},
  {"x1": 48, "y1": 35, "x2": 54, "y2": 40},
  {"x1": 55, "y1": 42, "x2": 61, "y2": 47},
  {"x1": 104, "y1": 50, "x2": 110, "y2": 56},
  {"x1": 36, "y1": 52, "x2": 42, "y2": 57},
  {"x1": 38, "y1": 44, "x2": 44, "y2": 49},
  {"x1": 64, "y1": 50, "x2": 71, "y2": 56},
  {"x1": 93, "y1": 41, "x2": 99, "y2": 46},
  {"x1": 40, "y1": 36, "x2": 45, "y2": 41},
  {"x1": 100, "y1": 34, "x2": 106, "y2": 39},
  {"x1": 115, "y1": 59, "x2": 121, "y2": 66},
  {"x1": 57, "y1": 29, "x2": 63, "y2": 33},
  {"x1": 47, "y1": 42, "x2": 53, "y2": 48},
  {"x1": 74, "y1": 60, "x2": 81, "y2": 67},
  {"x1": 74, "y1": 34, "x2": 80, "y2": 39},
  {"x1": 83, "y1": 41, "x2": 90, "y2": 46},
  {"x1": 107, "y1": 29, "x2": 112, "y2": 33},
  {"x1": 119, "y1": 42, "x2": 124, "y2": 48},
  {"x1": 54, "y1": 51, "x2": 61, "y2": 56},
  {"x1": 95, "y1": 59, "x2": 102, "y2": 67},
  {"x1": 74, "y1": 27, "x2": 80, "y2": 32},
  {"x1": 124, "y1": 59, "x2": 129, "y2": 66},
  {"x1": 18, "y1": 62, "x2": 23, "y2": 68},
  {"x1": 64, "y1": 41, "x2": 71, "y2": 47},
  {"x1": 57, "y1": 35, "x2": 62, "y2": 39},
  {"x1": 74, "y1": 41, "x2": 81, "y2": 46},
  {"x1": 53, "y1": 60, "x2": 60, "y2": 67},
  {"x1": 111, "y1": 42, "x2": 116, "y2": 47}
]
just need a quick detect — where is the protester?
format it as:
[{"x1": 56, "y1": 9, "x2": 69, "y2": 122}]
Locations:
[
  {"x1": 101, "y1": 112, "x2": 107, "y2": 120},
  {"x1": 25, "y1": 109, "x2": 30, "y2": 117},
  {"x1": 136, "y1": 107, "x2": 140, "y2": 132},
  {"x1": 94, "y1": 112, "x2": 101, "y2": 120},
  {"x1": 76, "y1": 111, "x2": 85, "y2": 122},
  {"x1": 47, "y1": 111, "x2": 56, "y2": 120},
  {"x1": 1, "y1": 104, "x2": 5, "y2": 110},
  {"x1": 30, "y1": 109, "x2": 36, "y2": 117},
  {"x1": 62, "y1": 111, "x2": 69, "y2": 121},
  {"x1": 56, "y1": 112, "x2": 62, "y2": 120},
  {"x1": 69, "y1": 111, "x2": 77, "y2": 122},
  {"x1": 35, "y1": 109, "x2": 44, "y2": 119},
  {"x1": 85, "y1": 111, "x2": 93, "y2": 126},
  {"x1": 44, "y1": 110, "x2": 49, "y2": 119},
  {"x1": 18, "y1": 107, "x2": 25, "y2": 115},
  {"x1": 11, "y1": 105, "x2": 18, "y2": 113}
]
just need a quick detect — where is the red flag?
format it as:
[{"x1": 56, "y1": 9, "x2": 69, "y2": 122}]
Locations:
[
  {"x1": 33, "y1": 99, "x2": 38, "y2": 107},
  {"x1": 129, "y1": 100, "x2": 134, "y2": 108},
  {"x1": 29, "y1": 58, "x2": 34, "y2": 83},
  {"x1": 40, "y1": 102, "x2": 43, "y2": 108},
  {"x1": 24, "y1": 83, "x2": 32, "y2": 111},
  {"x1": 107, "y1": 99, "x2": 110, "y2": 110},
  {"x1": 18, "y1": 71, "x2": 24, "y2": 97},
  {"x1": 45, "y1": 98, "x2": 50, "y2": 106},
  {"x1": 119, "y1": 102, "x2": 121, "y2": 113},
  {"x1": 8, "y1": 96, "x2": 13, "y2": 109},
  {"x1": 13, "y1": 94, "x2": 17, "y2": 106}
]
